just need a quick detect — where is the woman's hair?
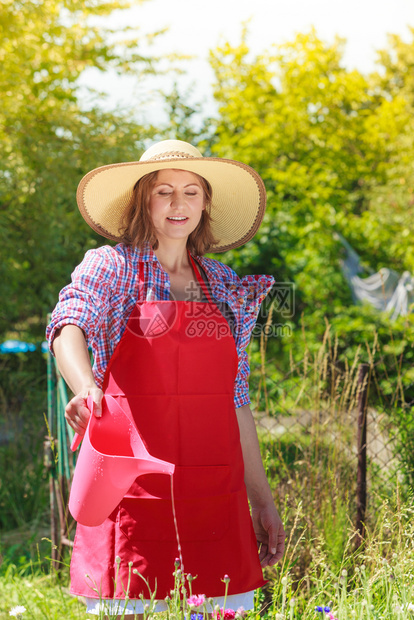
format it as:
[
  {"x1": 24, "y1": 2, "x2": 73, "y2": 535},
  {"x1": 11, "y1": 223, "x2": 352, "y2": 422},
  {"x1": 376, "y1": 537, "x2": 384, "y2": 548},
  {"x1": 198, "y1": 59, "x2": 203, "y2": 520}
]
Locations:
[{"x1": 119, "y1": 171, "x2": 218, "y2": 256}]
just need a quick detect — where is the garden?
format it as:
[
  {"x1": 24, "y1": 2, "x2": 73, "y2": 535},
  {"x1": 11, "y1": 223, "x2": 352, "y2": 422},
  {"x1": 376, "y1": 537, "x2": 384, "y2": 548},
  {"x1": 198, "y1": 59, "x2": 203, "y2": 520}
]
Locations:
[{"x1": 1, "y1": 1, "x2": 414, "y2": 618}]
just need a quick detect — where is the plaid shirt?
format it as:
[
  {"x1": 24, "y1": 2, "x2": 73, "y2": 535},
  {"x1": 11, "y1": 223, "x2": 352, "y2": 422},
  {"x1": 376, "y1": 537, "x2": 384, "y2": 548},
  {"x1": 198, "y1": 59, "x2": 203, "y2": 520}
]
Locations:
[{"x1": 46, "y1": 243, "x2": 274, "y2": 408}]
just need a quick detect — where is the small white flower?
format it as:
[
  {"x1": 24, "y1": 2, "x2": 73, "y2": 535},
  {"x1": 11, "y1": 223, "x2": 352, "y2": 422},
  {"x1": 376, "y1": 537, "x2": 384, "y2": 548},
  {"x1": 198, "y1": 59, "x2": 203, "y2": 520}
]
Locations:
[
  {"x1": 9, "y1": 607, "x2": 26, "y2": 617},
  {"x1": 400, "y1": 602, "x2": 414, "y2": 612}
]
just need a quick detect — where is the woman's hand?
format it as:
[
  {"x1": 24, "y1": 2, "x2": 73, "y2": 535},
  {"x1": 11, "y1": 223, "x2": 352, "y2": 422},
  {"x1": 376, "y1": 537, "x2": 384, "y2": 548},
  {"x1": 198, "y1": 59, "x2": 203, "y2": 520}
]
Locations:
[
  {"x1": 64, "y1": 387, "x2": 103, "y2": 435},
  {"x1": 251, "y1": 502, "x2": 286, "y2": 567}
]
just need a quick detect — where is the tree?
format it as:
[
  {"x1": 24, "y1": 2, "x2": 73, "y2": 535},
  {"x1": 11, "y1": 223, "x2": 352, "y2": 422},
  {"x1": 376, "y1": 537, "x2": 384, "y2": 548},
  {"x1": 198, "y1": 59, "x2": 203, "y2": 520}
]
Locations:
[
  {"x1": 205, "y1": 28, "x2": 414, "y2": 330},
  {"x1": 0, "y1": 0, "x2": 164, "y2": 339},
  {"x1": 375, "y1": 27, "x2": 414, "y2": 104},
  {"x1": 350, "y1": 31, "x2": 414, "y2": 272}
]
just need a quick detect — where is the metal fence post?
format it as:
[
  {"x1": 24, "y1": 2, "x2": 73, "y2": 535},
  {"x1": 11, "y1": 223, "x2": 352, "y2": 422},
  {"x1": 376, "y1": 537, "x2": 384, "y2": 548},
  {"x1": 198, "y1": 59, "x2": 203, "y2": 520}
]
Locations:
[{"x1": 356, "y1": 363, "x2": 370, "y2": 548}]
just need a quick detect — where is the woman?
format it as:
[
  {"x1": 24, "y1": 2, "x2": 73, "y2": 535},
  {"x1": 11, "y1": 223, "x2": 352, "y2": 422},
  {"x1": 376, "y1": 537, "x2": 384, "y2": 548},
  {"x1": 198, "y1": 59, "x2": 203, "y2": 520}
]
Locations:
[{"x1": 47, "y1": 139, "x2": 285, "y2": 616}]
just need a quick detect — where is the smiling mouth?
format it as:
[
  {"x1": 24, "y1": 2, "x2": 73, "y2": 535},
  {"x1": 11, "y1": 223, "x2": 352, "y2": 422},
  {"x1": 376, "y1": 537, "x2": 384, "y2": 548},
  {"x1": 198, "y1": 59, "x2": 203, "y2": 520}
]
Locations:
[{"x1": 167, "y1": 216, "x2": 188, "y2": 221}]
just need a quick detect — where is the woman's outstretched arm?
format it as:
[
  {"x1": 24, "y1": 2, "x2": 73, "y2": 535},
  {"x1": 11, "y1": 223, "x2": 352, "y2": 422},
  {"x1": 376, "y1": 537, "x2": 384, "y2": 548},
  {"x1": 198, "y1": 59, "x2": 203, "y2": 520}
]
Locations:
[
  {"x1": 236, "y1": 403, "x2": 286, "y2": 567},
  {"x1": 52, "y1": 324, "x2": 103, "y2": 434}
]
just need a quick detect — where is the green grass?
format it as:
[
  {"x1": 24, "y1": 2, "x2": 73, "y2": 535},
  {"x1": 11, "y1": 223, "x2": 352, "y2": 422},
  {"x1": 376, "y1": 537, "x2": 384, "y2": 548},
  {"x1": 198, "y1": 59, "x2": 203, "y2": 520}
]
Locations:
[{"x1": 0, "y1": 486, "x2": 413, "y2": 619}]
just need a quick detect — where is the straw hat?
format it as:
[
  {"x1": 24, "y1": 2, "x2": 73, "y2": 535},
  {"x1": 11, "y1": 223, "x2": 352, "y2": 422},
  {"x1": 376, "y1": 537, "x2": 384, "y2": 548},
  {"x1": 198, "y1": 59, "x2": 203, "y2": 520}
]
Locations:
[{"x1": 76, "y1": 139, "x2": 267, "y2": 253}]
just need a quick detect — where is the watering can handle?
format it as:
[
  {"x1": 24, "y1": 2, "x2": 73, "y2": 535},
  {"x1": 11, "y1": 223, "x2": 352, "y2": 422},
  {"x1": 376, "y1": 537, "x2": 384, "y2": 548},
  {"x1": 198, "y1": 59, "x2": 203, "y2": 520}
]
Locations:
[
  {"x1": 70, "y1": 432, "x2": 82, "y2": 452},
  {"x1": 70, "y1": 396, "x2": 94, "y2": 452}
]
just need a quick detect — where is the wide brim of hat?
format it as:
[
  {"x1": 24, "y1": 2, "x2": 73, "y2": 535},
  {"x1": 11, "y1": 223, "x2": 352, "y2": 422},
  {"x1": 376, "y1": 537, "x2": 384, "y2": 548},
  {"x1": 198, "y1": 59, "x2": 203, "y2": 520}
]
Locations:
[{"x1": 76, "y1": 157, "x2": 266, "y2": 252}]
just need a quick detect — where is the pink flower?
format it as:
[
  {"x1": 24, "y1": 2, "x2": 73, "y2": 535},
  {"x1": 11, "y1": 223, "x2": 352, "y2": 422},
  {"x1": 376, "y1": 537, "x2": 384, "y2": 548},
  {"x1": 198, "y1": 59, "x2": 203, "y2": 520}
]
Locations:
[
  {"x1": 187, "y1": 595, "x2": 206, "y2": 608},
  {"x1": 213, "y1": 609, "x2": 236, "y2": 620}
]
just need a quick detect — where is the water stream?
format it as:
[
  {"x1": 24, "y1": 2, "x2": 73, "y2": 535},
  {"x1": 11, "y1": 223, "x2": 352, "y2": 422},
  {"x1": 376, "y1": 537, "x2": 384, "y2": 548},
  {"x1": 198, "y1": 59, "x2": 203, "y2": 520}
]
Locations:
[{"x1": 170, "y1": 473, "x2": 184, "y2": 572}]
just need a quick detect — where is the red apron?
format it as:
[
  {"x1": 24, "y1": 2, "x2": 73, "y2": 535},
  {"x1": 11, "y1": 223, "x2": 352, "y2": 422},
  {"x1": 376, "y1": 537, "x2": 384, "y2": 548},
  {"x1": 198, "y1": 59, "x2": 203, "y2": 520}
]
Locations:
[{"x1": 70, "y1": 252, "x2": 266, "y2": 600}]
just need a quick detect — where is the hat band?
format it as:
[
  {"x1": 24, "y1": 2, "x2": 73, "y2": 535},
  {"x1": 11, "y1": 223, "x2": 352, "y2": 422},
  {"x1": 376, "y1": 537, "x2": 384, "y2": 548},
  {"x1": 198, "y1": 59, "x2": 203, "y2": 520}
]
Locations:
[{"x1": 144, "y1": 151, "x2": 197, "y2": 162}]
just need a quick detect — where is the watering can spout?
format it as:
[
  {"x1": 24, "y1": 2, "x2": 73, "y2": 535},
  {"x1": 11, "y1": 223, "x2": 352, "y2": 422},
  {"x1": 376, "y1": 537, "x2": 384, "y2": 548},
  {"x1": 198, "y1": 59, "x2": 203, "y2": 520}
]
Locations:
[
  {"x1": 69, "y1": 394, "x2": 175, "y2": 526},
  {"x1": 137, "y1": 456, "x2": 175, "y2": 477}
]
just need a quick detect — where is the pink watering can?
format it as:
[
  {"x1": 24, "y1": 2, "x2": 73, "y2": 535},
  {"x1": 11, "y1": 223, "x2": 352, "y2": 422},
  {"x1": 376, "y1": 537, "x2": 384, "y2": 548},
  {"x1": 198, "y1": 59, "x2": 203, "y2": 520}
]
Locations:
[{"x1": 68, "y1": 394, "x2": 175, "y2": 526}]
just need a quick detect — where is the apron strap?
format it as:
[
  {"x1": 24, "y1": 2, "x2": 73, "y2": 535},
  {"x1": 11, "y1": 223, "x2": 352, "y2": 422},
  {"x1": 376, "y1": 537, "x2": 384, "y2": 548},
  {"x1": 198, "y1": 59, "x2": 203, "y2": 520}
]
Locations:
[
  {"x1": 188, "y1": 252, "x2": 214, "y2": 303},
  {"x1": 138, "y1": 261, "x2": 146, "y2": 302}
]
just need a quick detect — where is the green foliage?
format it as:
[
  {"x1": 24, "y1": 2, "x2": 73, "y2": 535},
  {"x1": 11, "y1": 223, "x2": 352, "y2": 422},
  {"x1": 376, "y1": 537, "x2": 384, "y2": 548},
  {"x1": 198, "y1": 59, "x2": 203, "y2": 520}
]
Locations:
[
  {"x1": 250, "y1": 307, "x2": 413, "y2": 404},
  {"x1": 0, "y1": 558, "x2": 82, "y2": 619},
  {"x1": 0, "y1": 0, "x2": 166, "y2": 537},
  {"x1": 0, "y1": 351, "x2": 48, "y2": 531},
  {"x1": 206, "y1": 30, "x2": 414, "y2": 491},
  {"x1": 0, "y1": 0, "x2": 164, "y2": 341},
  {"x1": 160, "y1": 83, "x2": 208, "y2": 144},
  {"x1": 390, "y1": 405, "x2": 414, "y2": 488},
  {"x1": 257, "y1": 424, "x2": 414, "y2": 618},
  {"x1": 207, "y1": 27, "x2": 414, "y2": 318},
  {"x1": 375, "y1": 26, "x2": 414, "y2": 103},
  {"x1": 248, "y1": 310, "x2": 413, "y2": 496}
]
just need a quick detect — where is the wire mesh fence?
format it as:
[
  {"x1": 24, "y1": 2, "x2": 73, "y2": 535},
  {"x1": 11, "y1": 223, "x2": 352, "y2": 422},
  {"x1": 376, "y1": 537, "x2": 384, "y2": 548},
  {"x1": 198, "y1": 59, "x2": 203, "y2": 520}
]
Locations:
[{"x1": 249, "y1": 321, "x2": 414, "y2": 538}]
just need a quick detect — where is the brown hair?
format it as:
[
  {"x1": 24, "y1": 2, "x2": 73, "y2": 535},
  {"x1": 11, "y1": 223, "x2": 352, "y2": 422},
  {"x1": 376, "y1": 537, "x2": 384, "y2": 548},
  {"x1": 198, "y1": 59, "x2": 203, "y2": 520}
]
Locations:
[{"x1": 119, "y1": 170, "x2": 218, "y2": 256}]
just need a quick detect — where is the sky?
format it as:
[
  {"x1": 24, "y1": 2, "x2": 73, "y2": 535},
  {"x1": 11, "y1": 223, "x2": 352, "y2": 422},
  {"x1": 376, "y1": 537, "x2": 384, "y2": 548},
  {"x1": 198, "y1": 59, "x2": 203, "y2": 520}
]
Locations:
[{"x1": 77, "y1": 0, "x2": 414, "y2": 124}]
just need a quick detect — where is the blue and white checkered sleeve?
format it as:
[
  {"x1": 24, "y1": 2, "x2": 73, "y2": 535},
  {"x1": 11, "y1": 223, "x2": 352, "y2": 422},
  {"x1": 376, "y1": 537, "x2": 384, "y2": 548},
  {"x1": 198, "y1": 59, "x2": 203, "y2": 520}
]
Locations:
[
  {"x1": 233, "y1": 274, "x2": 275, "y2": 409},
  {"x1": 46, "y1": 247, "x2": 116, "y2": 353},
  {"x1": 234, "y1": 348, "x2": 251, "y2": 408}
]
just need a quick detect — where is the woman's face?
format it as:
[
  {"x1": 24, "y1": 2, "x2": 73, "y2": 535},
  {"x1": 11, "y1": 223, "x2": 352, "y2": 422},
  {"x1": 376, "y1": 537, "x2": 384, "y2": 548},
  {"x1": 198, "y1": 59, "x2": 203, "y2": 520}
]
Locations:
[{"x1": 149, "y1": 169, "x2": 205, "y2": 244}]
